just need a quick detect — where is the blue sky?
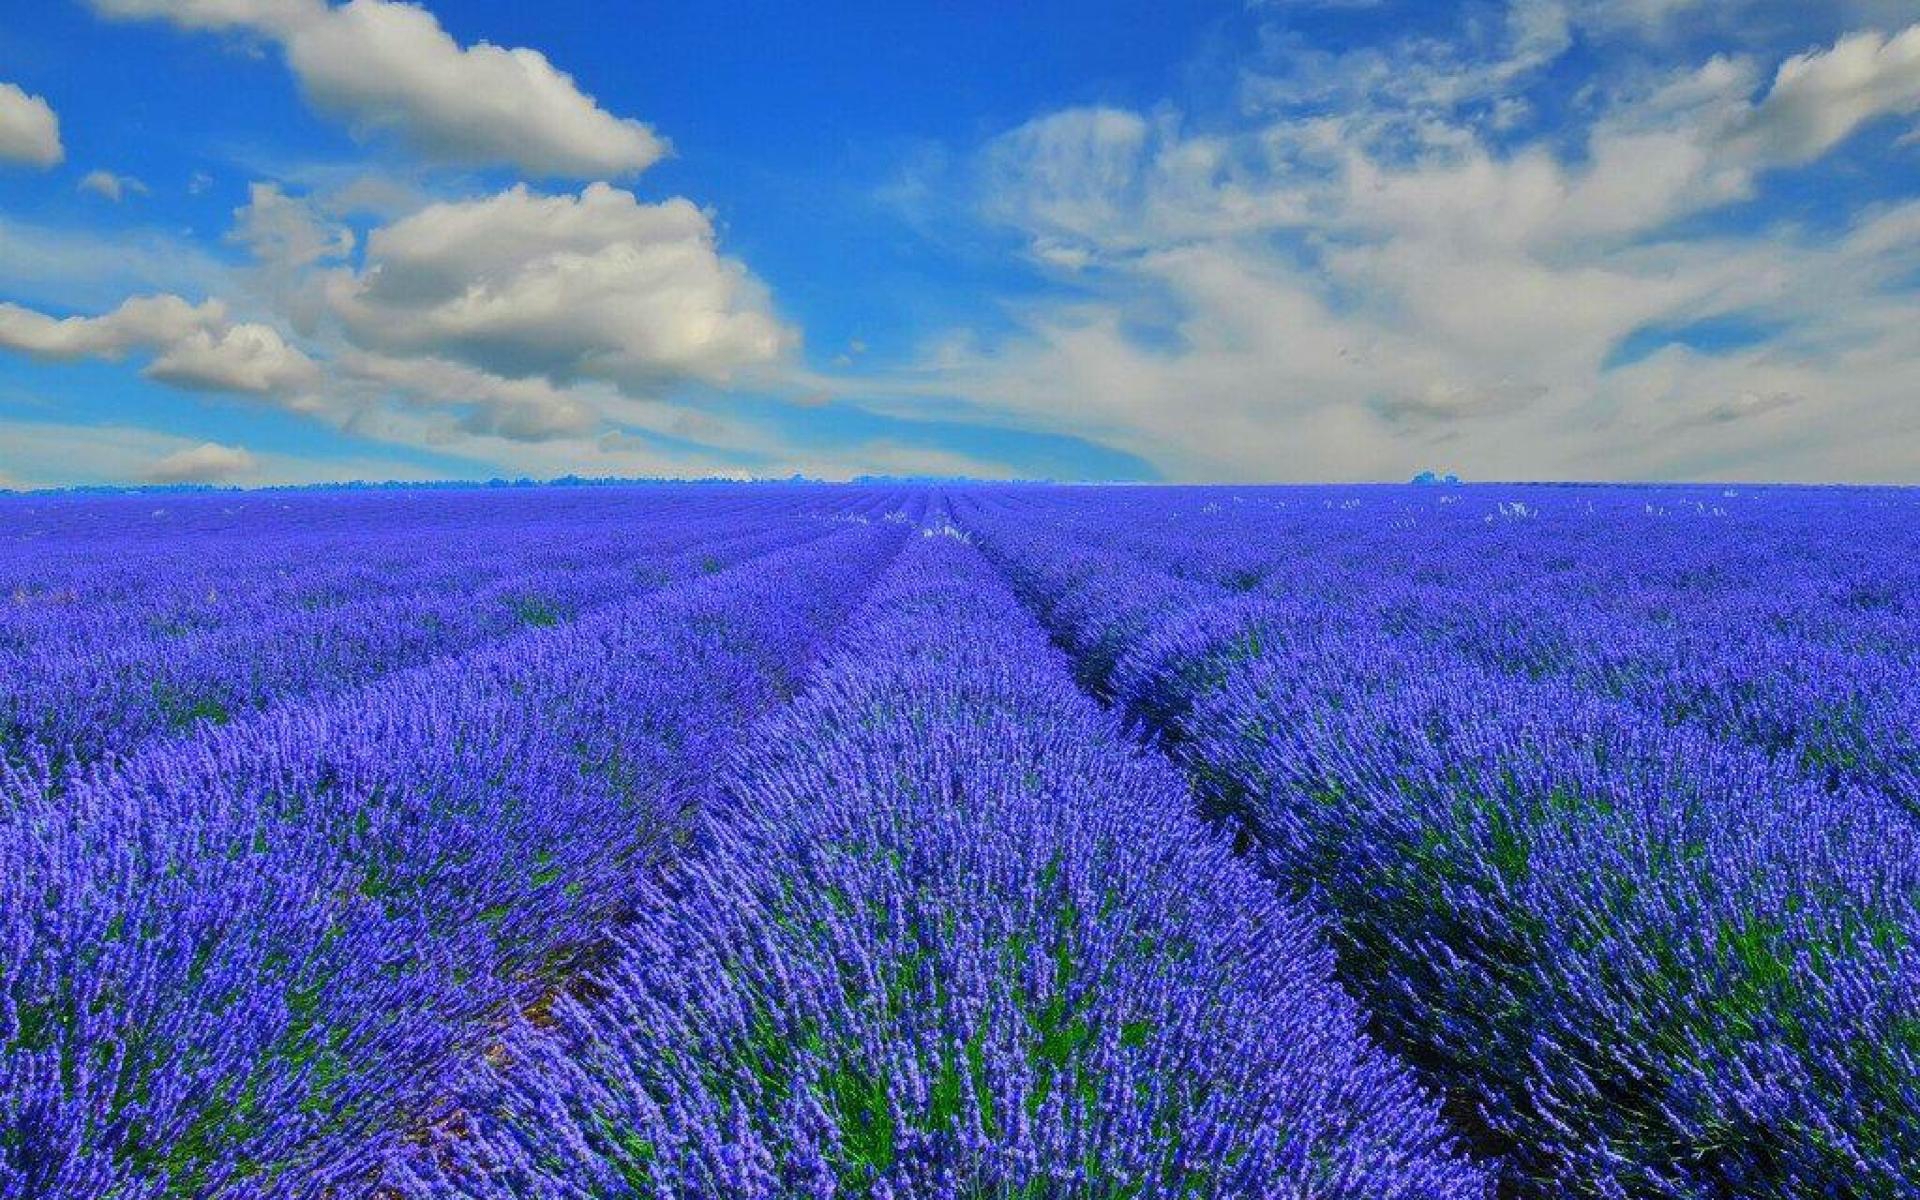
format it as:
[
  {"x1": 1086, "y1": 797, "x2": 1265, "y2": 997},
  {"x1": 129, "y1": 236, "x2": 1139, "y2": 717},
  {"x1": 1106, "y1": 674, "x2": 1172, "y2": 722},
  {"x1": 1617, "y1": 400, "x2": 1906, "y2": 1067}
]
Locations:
[{"x1": 0, "y1": 0, "x2": 1918, "y2": 485}]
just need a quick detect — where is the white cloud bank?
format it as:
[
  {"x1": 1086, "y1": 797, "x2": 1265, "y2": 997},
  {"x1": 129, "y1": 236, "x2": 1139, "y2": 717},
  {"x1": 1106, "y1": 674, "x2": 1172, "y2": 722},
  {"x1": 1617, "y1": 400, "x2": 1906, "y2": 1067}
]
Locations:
[
  {"x1": 0, "y1": 176, "x2": 797, "y2": 474},
  {"x1": 0, "y1": 82, "x2": 62, "y2": 167},
  {"x1": 89, "y1": 0, "x2": 665, "y2": 177},
  {"x1": 29, "y1": 0, "x2": 1918, "y2": 484},
  {"x1": 875, "y1": 16, "x2": 1920, "y2": 482}
]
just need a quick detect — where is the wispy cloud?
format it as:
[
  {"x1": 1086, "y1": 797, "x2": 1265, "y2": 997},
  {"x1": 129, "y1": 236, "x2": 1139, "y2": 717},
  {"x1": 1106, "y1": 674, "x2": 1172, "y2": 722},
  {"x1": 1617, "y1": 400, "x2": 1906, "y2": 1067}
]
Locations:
[{"x1": 862, "y1": 11, "x2": 1920, "y2": 481}]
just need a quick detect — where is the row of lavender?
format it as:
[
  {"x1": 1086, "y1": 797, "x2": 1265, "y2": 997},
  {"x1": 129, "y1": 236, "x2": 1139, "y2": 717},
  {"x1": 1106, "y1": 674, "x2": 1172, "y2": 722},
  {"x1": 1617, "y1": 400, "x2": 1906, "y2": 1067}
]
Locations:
[
  {"x1": 975, "y1": 485, "x2": 1920, "y2": 809},
  {"x1": 954, "y1": 485, "x2": 1920, "y2": 1198},
  {"x1": 3, "y1": 487, "x2": 900, "y2": 769},
  {"x1": 383, "y1": 524, "x2": 1487, "y2": 1198},
  {"x1": 1, "y1": 487, "x2": 913, "y2": 1196}
]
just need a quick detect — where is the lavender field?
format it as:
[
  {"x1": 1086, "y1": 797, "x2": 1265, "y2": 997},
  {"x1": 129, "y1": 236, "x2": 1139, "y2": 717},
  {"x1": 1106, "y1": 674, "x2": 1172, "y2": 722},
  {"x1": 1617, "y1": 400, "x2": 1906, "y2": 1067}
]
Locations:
[{"x1": 3, "y1": 483, "x2": 1916, "y2": 1199}]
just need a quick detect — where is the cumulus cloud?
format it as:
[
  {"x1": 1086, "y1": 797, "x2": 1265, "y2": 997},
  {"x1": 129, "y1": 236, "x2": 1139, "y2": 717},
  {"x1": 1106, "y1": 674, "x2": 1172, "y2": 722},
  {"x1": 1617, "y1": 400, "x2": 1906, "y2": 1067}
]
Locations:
[
  {"x1": 0, "y1": 293, "x2": 319, "y2": 398},
  {"x1": 78, "y1": 169, "x2": 150, "y2": 201},
  {"x1": 13, "y1": 5, "x2": 808, "y2": 483},
  {"x1": 325, "y1": 182, "x2": 794, "y2": 393},
  {"x1": 142, "y1": 440, "x2": 259, "y2": 483},
  {"x1": 148, "y1": 323, "x2": 321, "y2": 395},
  {"x1": 89, "y1": 0, "x2": 665, "y2": 177},
  {"x1": 0, "y1": 81, "x2": 62, "y2": 167},
  {"x1": 0, "y1": 174, "x2": 797, "y2": 476}
]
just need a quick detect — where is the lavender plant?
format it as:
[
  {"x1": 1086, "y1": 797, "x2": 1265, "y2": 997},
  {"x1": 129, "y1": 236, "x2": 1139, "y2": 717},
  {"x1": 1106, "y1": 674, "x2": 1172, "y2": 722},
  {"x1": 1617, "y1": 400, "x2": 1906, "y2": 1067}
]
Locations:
[
  {"x1": 384, "y1": 532, "x2": 1484, "y2": 1199},
  {"x1": 0, "y1": 508, "x2": 906, "y2": 1197},
  {"x1": 958, "y1": 485, "x2": 1920, "y2": 1197}
]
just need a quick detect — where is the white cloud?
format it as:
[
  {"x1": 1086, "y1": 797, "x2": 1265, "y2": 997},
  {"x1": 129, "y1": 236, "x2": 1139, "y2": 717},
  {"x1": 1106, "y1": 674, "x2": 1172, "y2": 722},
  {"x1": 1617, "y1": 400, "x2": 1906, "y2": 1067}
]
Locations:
[
  {"x1": 870, "y1": 20, "x2": 1920, "y2": 483},
  {"x1": 142, "y1": 440, "x2": 260, "y2": 483},
  {"x1": 981, "y1": 109, "x2": 1151, "y2": 242},
  {"x1": 887, "y1": 218, "x2": 1920, "y2": 481},
  {"x1": 147, "y1": 322, "x2": 322, "y2": 395},
  {"x1": 325, "y1": 182, "x2": 794, "y2": 393},
  {"x1": 980, "y1": 107, "x2": 1316, "y2": 259},
  {"x1": 230, "y1": 181, "x2": 353, "y2": 269},
  {"x1": 17, "y1": 1, "x2": 803, "y2": 482},
  {"x1": 337, "y1": 351, "x2": 601, "y2": 441},
  {"x1": 0, "y1": 293, "x2": 320, "y2": 399},
  {"x1": 1504, "y1": 0, "x2": 1575, "y2": 82},
  {"x1": 89, "y1": 0, "x2": 666, "y2": 177},
  {"x1": 78, "y1": 169, "x2": 150, "y2": 202},
  {"x1": 315, "y1": 171, "x2": 423, "y2": 217},
  {"x1": 0, "y1": 81, "x2": 62, "y2": 167},
  {"x1": 1721, "y1": 25, "x2": 1920, "y2": 167},
  {"x1": 1243, "y1": 0, "x2": 1574, "y2": 117},
  {"x1": 0, "y1": 294, "x2": 224, "y2": 360},
  {"x1": 0, "y1": 172, "x2": 804, "y2": 478},
  {"x1": 229, "y1": 181, "x2": 355, "y2": 330},
  {"x1": 1324, "y1": 24, "x2": 1920, "y2": 251}
]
